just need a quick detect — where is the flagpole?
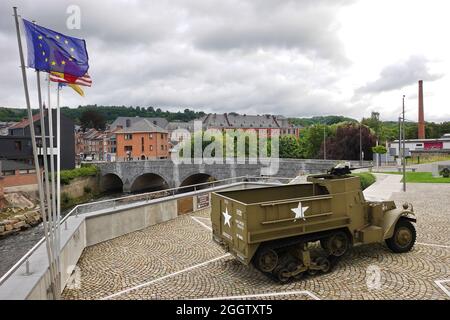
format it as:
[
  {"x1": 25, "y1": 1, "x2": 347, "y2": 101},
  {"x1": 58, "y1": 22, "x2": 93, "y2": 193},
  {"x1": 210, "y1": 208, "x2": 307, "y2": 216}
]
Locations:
[
  {"x1": 47, "y1": 75, "x2": 61, "y2": 297},
  {"x1": 56, "y1": 83, "x2": 62, "y2": 295},
  {"x1": 37, "y1": 70, "x2": 59, "y2": 299},
  {"x1": 13, "y1": 6, "x2": 58, "y2": 299}
]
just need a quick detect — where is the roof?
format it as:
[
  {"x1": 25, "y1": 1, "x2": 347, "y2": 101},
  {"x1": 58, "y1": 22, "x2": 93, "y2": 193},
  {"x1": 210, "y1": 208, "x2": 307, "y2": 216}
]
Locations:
[
  {"x1": 200, "y1": 113, "x2": 293, "y2": 129},
  {"x1": 110, "y1": 117, "x2": 169, "y2": 130},
  {"x1": 391, "y1": 137, "x2": 450, "y2": 143},
  {"x1": 166, "y1": 121, "x2": 194, "y2": 131},
  {"x1": 115, "y1": 118, "x2": 167, "y2": 134},
  {"x1": 9, "y1": 113, "x2": 41, "y2": 129},
  {"x1": 0, "y1": 160, "x2": 35, "y2": 171}
]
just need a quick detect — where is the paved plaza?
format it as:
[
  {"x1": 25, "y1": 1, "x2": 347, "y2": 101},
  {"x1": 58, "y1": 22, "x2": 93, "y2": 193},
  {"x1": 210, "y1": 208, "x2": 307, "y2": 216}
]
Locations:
[{"x1": 62, "y1": 183, "x2": 450, "y2": 300}]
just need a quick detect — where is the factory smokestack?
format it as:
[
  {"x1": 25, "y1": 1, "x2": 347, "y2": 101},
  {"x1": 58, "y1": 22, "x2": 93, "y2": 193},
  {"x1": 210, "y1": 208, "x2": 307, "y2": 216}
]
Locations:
[{"x1": 418, "y1": 80, "x2": 425, "y2": 139}]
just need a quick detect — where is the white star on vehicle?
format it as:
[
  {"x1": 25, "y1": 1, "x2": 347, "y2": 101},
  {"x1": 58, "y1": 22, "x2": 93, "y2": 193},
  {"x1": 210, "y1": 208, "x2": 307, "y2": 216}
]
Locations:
[
  {"x1": 222, "y1": 207, "x2": 232, "y2": 227},
  {"x1": 291, "y1": 202, "x2": 309, "y2": 220}
]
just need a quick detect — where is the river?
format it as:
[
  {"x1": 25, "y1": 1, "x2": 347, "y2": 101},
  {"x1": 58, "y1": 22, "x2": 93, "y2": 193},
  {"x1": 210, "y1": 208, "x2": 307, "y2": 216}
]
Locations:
[{"x1": 0, "y1": 191, "x2": 124, "y2": 278}]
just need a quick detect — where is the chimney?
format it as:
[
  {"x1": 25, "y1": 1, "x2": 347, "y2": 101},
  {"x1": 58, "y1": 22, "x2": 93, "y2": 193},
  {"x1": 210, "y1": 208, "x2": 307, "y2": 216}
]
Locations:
[{"x1": 418, "y1": 80, "x2": 425, "y2": 139}]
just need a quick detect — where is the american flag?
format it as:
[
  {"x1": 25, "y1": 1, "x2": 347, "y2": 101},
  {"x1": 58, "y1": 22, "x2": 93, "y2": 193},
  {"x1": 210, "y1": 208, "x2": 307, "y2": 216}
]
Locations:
[{"x1": 49, "y1": 72, "x2": 92, "y2": 87}]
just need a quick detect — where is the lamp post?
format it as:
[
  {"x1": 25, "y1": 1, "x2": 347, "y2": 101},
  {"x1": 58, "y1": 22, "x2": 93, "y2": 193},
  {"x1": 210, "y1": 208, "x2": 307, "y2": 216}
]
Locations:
[
  {"x1": 359, "y1": 123, "x2": 362, "y2": 166},
  {"x1": 402, "y1": 95, "x2": 406, "y2": 192}
]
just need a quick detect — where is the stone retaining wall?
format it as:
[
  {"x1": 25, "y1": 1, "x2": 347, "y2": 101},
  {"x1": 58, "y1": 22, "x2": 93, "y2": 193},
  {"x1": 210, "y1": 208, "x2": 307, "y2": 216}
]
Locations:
[
  {"x1": 0, "y1": 210, "x2": 41, "y2": 238},
  {"x1": 61, "y1": 176, "x2": 100, "y2": 199}
]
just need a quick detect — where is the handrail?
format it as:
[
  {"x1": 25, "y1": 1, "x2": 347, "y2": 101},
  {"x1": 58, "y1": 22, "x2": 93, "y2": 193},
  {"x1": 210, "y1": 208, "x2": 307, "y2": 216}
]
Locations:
[{"x1": 0, "y1": 175, "x2": 292, "y2": 286}]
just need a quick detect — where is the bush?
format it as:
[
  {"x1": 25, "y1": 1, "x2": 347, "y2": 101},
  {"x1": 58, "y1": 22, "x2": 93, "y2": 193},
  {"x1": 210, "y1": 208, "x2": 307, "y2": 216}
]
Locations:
[
  {"x1": 60, "y1": 165, "x2": 98, "y2": 185},
  {"x1": 440, "y1": 168, "x2": 450, "y2": 178},
  {"x1": 352, "y1": 173, "x2": 376, "y2": 190}
]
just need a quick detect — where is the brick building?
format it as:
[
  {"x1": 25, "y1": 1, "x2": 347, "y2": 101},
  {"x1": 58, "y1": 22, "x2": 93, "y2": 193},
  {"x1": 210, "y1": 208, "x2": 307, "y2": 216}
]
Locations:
[
  {"x1": 115, "y1": 119, "x2": 169, "y2": 161},
  {"x1": 0, "y1": 160, "x2": 37, "y2": 189},
  {"x1": 199, "y1": 113, "x2": 301, "y2": 137}
]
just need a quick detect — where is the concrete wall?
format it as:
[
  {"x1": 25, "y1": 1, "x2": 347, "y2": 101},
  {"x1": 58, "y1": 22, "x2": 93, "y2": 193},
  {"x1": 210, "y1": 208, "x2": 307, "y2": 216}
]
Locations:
[{"x1": 0, "y1": 181, "x2": 272, "y2": 300}]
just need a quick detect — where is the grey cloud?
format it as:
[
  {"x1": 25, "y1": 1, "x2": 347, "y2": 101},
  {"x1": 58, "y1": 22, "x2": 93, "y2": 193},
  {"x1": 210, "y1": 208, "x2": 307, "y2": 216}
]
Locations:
[
  {"x1": 1, "y1": 0, "x2": 358, "y2": 118},
  {"x1": 356, "y1": 55, "x2": 443, "y2": 94},
  {"x1": 189, "y1": 0, "x2": 352, "y2": 64}
]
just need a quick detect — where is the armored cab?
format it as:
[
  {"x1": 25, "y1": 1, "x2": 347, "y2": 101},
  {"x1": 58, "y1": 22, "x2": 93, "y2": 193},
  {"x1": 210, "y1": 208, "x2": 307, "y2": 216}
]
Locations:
[{"x1": 211, "y1": 167, "x2": 416, "y2": 282}]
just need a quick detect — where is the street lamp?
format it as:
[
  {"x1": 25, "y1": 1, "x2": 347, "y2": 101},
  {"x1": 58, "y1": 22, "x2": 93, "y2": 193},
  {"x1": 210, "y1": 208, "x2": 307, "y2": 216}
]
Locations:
[
  {"x1": 402, "y1": 95, "x2": 406, "y2": 192},
  {"x1": 359, "y1": 123, "x2": 362, "y2": 166}
]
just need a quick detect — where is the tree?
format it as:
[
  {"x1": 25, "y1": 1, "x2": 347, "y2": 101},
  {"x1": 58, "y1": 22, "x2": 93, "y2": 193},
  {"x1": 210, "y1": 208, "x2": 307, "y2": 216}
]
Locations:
[
  {"x1": 299, "y1": 125, "x2": 329, "y2": 159},
  {"x1": 362, "y1": 111, "x2": 381, "y2": 140},
  {"x1": 80, "y1": 109, "x2": 106, "y2": 130},
  {"x1": 279, "y1": 135, "x2": 302, "y2": 159},
  {"x1": 372, "y1": 145, "x2": 387, "y2": 154},
  {"x1": 324, "y1": 123, "x2": 376, "y2": 161}
]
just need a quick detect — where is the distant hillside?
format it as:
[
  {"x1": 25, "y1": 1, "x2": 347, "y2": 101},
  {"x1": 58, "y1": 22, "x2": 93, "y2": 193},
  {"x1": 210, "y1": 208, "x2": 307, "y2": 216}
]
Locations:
[
  {"x1": 289, "y1": 115, "x2": 358, "y2": 126},
  {"x1": 1, "y1": 106, "x2": 357, "y2": 126},
  {"x1": 0, "y1": 105, "x2": 206, "y2": 124}
]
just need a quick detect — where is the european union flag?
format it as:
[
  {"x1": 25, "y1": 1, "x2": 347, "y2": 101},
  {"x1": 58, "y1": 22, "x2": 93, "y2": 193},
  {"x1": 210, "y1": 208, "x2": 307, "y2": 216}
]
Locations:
[{"x1": 22, "y1": 19, "x2": 89, "y2": 77}]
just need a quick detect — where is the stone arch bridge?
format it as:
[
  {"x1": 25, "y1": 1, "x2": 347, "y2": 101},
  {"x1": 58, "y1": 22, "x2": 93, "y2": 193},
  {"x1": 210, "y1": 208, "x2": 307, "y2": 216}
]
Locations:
[{"x1": 95, "y1": 159, "x2": 353, "y2": 193}]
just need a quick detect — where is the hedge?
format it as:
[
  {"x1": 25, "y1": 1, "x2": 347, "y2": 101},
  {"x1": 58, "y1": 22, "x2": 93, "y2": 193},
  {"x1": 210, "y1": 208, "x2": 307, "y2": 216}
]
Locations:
[
  {"x1": 60, "y1": 165, "x2": 98, "y2": 185},
  {"x1": 351, "y1": 172, "x2": 376, "y2": 190}
]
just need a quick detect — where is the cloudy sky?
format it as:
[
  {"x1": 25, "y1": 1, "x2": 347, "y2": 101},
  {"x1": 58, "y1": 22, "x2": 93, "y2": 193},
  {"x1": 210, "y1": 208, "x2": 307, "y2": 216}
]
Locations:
[{"x1": 0, "y1": 0, "x2": 449, "y2": 121}]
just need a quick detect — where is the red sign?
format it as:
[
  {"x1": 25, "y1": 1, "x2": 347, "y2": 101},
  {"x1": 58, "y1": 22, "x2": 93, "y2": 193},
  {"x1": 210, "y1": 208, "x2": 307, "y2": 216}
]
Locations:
[{"x1": 424, "y1": 142, "x2": 443, "y2": 150}]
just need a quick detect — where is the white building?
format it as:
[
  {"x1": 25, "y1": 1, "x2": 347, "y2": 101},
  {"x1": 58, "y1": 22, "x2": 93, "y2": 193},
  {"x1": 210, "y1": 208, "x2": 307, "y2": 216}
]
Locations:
[{"x1": 388, "y1": 135, "x2": 450, "y2": 157}]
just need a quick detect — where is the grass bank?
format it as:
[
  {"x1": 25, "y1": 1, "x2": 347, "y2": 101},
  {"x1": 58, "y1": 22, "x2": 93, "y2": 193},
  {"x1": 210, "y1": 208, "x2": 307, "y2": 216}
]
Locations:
[
  {"x1": 386, "y1": 171, "x2": 450, "y2": 183},
  {"x1": 351, "y1": 172, "x2": 376, "y2": 190}
]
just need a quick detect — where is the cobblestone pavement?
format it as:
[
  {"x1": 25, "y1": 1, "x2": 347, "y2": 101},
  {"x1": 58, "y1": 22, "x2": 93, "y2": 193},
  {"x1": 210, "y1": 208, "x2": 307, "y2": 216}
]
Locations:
[{"x1": 62, "y1": 183, "x2": 450, "y2": 300}]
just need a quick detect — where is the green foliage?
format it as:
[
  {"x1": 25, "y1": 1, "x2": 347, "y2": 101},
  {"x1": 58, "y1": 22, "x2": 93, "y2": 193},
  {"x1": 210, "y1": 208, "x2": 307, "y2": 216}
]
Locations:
[
  {"x1": 0, "y1": 106, "x2": 206, "y2": 125},
  {"x1": 289, "y1": 115, "x2": 357, "y2": 127},
  {"x1": 298, "y1": 124, "x2": 329, "y2": 159},
  {"x1": 279, "y1": 135, "x2": 302, "y2": 159},
  {"x1": 352, "y1": 173, "x2": 376, "y2": 190},
  {"x1": 179, "y1": 130, "x2": 274, "y2": 158},
  {"x1": 440, "y1": 168, "x2": 450, "y2": 178},
  {"x1": 387, "y1": 171, "x2": 450, "y2": 183},
  {"x1": 372, "y1": 145, "x2": 387, "y2": 154},
  {"x1": 80, "y1": 109, "x2": 106, "y2": 130},
  {"x1": 324, "y1": 123, "x2": 376, "y2": 161},
  {"x1": 60, "y1": 165, "x2": 98, "y2": 185},
  {"x1": 60, "y1": 105, "x2": 205, "y2": 124}
]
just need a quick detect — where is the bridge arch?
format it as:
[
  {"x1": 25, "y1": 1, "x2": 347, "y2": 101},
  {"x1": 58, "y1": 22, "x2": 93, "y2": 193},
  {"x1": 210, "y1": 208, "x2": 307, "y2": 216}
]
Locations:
[
  {"x1": 130, "y1": 173, "x2": 170, "y2": 193},
  {"x1": 179, "y1": 173, "x2": 217, "y2": 192},
  {"x1": 101, "y1": 173, "x2": 124, "y2": 193}
]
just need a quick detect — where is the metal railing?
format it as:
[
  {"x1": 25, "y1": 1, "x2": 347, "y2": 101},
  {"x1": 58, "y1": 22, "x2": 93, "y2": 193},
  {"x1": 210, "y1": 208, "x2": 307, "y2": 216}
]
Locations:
[{"x1": 0, "y1": 175, "x2": 293, "y2": 286}]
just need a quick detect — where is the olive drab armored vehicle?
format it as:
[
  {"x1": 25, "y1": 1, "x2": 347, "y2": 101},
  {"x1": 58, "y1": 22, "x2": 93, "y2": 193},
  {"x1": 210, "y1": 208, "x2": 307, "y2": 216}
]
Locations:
[{"x1": 211, "y1": 165, "x2": 417, "y2": 282}]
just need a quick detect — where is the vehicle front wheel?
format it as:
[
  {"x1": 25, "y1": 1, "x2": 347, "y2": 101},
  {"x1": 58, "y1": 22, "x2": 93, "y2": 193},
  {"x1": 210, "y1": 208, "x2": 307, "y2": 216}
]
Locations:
[{"x1": 385, "y1": 218, "x2": 416, "y2": 253}]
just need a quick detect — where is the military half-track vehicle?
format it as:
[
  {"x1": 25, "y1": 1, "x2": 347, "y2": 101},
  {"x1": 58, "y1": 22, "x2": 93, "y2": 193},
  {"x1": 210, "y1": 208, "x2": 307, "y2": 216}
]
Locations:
[{"x1": 211, "y1": 166, "x2": 417, "y2": 282}]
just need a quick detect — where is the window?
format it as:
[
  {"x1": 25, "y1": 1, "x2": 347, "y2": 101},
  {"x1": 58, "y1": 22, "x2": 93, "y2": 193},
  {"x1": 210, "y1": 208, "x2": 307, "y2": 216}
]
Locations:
[
  {"x1": 161, "y1": 133, "x2": 164, "y2": 139},
  {"x1": 124, "y1": 146, "x2": 132, "y2": 152},
  {"x1": 141, "y1": 137, "x2": 144, "y2": 152},
  {"x1": 124, "y1": 134, "x2": 132, "y2": 140},
  {"x1": 14, "y1": 141, "x2": 22, "y2": 151},
  {"x1": 149, "y1": 133, "x2": 153, "y2": 139},
  {"x1": 150, "y1": 145, "x2": 153, "y2": 151},
  {"x1": 161, "y1": 145, "x2": 164, "y2": 150}
]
